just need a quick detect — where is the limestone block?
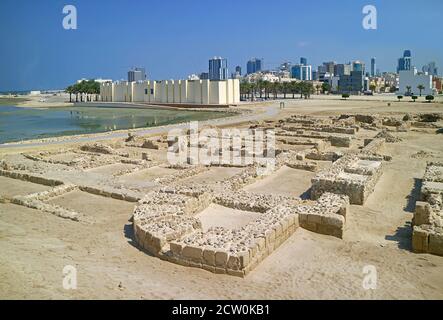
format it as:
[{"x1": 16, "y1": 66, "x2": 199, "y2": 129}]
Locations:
[
  {"x1": 413, "y1": 202, "x2": 432, "y2": 226},
  {"x1": 215, "y1": 251, "x2": 228, "y2": 268},
  {"x1": 203, "y1": 248, "x2": 216, "y2": 266},
  {"x1": 429, "y1": 233, "x2": 443, "y2": 256},
  {"x1": 412, "y1": 227, "x2": 429, "y2": 253}
]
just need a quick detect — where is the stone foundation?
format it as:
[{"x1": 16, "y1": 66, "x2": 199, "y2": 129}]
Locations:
[{"x1": 412, "y1": 162, "x2": 443, "y2": 256}]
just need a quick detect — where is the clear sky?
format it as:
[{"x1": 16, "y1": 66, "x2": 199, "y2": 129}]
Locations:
[{"x1": 1, "y1": 0, "x2": 442, "y2": 91}]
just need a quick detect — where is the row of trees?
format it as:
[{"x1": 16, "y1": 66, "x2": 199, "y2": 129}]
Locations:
[
  {"x1": 240, "y1": 80, "x2": 330, "y2": 101},
  {"x1": 397, "y1": 95, "x2": 435, "y2": 102},
  {"x1": 65, "y1": 80, "x2": 100, "y2": 102}
]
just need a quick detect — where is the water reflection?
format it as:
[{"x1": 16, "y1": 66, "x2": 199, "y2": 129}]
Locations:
[{"x1": 0, "y1": 106, "x2": 233, "y2": 144}]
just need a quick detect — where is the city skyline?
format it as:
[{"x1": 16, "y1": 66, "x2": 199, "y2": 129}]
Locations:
[{"x1": 1, "y1": 0, "x2": 443, "y2": 91}]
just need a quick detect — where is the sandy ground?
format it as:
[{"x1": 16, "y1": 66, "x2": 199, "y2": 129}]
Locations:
[{"x1": 1, "y1": 97, "x2": 443, "y2": 299}]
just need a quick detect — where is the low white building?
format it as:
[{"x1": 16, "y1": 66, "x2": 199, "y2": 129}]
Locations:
[
  {"x1": 399, "y1": 69, "x2": 434, "y2": 96},
  {"x1": 100, "y1": 79, "x2": 240, "y2": 105}
]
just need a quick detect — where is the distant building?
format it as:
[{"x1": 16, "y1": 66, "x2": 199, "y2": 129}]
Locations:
[
  {"x1": 398, "y1": 68, "x2": 434, "y2": 96},
  {"x1": 199, "y1": 72, "x2": 209, "y2": 80},
  {"x1": 247, "y1": 58, "x2": 263, "y2": 74},
  {"x1": 422, "y1": 62, "x2": 438, "y2": 76},
  {"x1": 319, "y1": 72, "x2": 333, "y2": 82},
  {"x1": 312, "y1": 71, "x2": 318, "y2": 81},
  {"x1": 352, "y1": 61, "x2": 365, "y2": 73},
  {"x1": 397, "y1": 50, "x2": 412, "y2": 73},
  {"x1": 235, "y1": 66, "x2": 242, "y2": 76},
  {"x1": 382, "y1": 72, "x2": 399, "y2": 90},
  {"x1": 291, "y1": 64, "x2": 312, "y2": 81},
  {"x1": 209, "y1": 57, "x2": 228, "y2": 80},
  {"x1": 300, "y1": 57, "x2": 307, "y2": 65},
  {"x1": 371, "y1": 58, "x2": 376, "y2": 77},
  {"x1": 187, "y1": 74, "x2": 200, "y2": 80},
  {"x1": 433, "y1": 77, "x2": 443, "y2": 93},
  {"x1": 334, "y1": 64, "x2": 351, "y2": 77},
  {"x1": 100, "y1": 79, "x2": 240, "y2": 105},
  {"x1": 279, "y1": 61, "x2": 292, "y2": 72},
  {"x1": 330, "y1": 76, "x2": 340, "y2": 93},
  {"x1": 338, "y1": 71, "x2": 364, "y2": 94},
  {"x1": 128, "y1": 67, "x2": 146, "y2": 82},
  {"x1": 323, "y1": 61, "x2": 336, "y2": 76}
]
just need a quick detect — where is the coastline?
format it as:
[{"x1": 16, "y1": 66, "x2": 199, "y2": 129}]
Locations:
[{"x1": 0, "y1": 102, "x2": 272, "y2": 150}]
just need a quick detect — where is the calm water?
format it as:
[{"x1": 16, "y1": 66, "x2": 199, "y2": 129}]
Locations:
[{"x1": 0, "y1": 106, "x2": 232, "y2": 144}]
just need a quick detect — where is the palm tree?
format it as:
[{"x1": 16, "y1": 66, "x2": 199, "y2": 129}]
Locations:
[
  {"x1": 322, "y1": 82, "x2": 330, "y2": 94},
  {"x1": 290, "y1": 81, "x2": 298, "y2": 99},
  {"x1": 271, "y1": 82, "x2": 279, "y2": 99},
  {"x1": 281, "y1": 82, "x2": 290, "y2": 99},
  {"x1": 417, "y1": 85, "x2": 425, "y2": 97},
  {"x1": 256, "y1": 80, "x2": 264, "y2": 99},
  {"x1": 369, "y1": 84, "x2": 377, "y2": 93},
  {"x1": 65, "y1": 85, "x2": 74, "y2": 102},
  {"x1": 302, "y1": 82, "x2": 314, "y2": 99},
  {"x1": 315, "y1": 84, "x2": 321, "y2": 95},
  {"x1": 406, "y1": 86, "x2": 412, "y2": 95},
  {"x1": 240, "y1": 81, "x2": 249, "y2": 100},
  {"x1": 262, "y1": 81, "x2": 270, "y2": 99}
]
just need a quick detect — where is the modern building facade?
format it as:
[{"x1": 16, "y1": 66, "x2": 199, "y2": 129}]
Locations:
[
  {"x1": 128, "y1": 67, "x2": 146, "y2": 82},
  {"x1": 100, "y1": 79, "x2": 240, "y2": 105},
  {"x1": 291, "y1": 64, "x2": 312, "y2": 80},
  {"x1": 352, "y1": 61, "x2": 365, "y2": 73},
  {"x1": 323, "y1": 61, "x2": 336, "y2": 76},
  {"x1": 334, "y1": 64, "x2": 351, "y2": 77},
  {"x1": 246, "y1": 58, "x2": 263, "y2": 74},
  {"x1": 397, "y1": 50, "x2": 412, "y2": 73},
  {"x1": 338, "y1": 71, "x2": 364, "y2": 94},
  {"x1": 371, "y1": 58, "x2": 376, "y2": 77},
  {"x1": 300, "y1": 57, "x2": 307, "y2": 65},
  {"x1": 422, "y1": 62, "x2": 438, "y2": 76},
  {"x1": 209, "y1": 57, "x2": 228, "y2": 80}
]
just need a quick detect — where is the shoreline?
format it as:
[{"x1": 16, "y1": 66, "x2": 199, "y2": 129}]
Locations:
[{"x1": 0, "y1": 103, "x2": 272, "y2": 149}]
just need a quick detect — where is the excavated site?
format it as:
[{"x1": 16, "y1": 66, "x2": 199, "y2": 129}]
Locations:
[{"x1": 1, "y1": 100, "x2": 443, "y2": 299}]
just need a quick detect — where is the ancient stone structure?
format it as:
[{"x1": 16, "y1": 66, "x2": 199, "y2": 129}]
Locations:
[
  {"x1": 311, "y1": 155, "x2": 383, "y2": 205},
  {"x1": 412, "y1": 162, "x2": 443, "y2": 256}
]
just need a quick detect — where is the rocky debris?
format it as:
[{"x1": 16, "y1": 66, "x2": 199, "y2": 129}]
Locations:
[
  {"x1": 382, "y1": 117, "x2": 403, "y2": 127},
  {"x1": 374, "y1": 130, "x2": 402, "y2": 143},
  {"x1": 141, "y1": 139, "x2": 160, "y2": 150},
  {"x1": 285, "y1": 160, "x2": 318, "y2": 172},
  {"x1": 418, "y1": 113, "x2": 443, "y2": 123},
  {"x1": 411, "y1": 151, "x2": 434, "y2": 159},
  {"x1": 80, "y1": 143, "x2": 129, "y2": 157},
  {"x1": 125, "y1": 132, "x2": 136, "y2": 142},
  {"x1": 340, "y1": 114, "x2": 378, "y2": 124}
]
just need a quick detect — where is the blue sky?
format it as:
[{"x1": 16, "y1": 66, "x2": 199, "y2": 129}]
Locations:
[{"x1": 1, "y1": 0, "x2": 442, "y2": 91}]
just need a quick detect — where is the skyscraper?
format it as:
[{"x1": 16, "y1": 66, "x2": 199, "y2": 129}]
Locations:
[
  {"x1": 422, "y1": 62, "x2": 438, "y2": 76},
  {"x1": 235, "y1": 66, "x2": 242, "y2": 76},
  {"x1": 300, "y1": 57, "x2": 307, "y2": 65},
  {"x1": 323, "y1": 61, "x2": 336, "y2": 76},
  {"x1": 397, "y1": 50, "x2": 412, "y2": 73},
  {"x1": 371, "y1": 58, "x2": 376, "y2": 77},
  {"x1": 246, "y1": 58, "x2": 263, "y2": 74},
  {"x1": 209, "y1": 57, "x2": 228, "y2": 80},
  {"x1": 334, "y1": 64, "x2": 351, "y2": 77},
  {"x1": 352, "y1": 61, "x2": 365, "y2": 73},
  {"x1": 291, "y1": 64, "x2": 312, "y2": 80},
  {"x1": 128, "y1": 67, "x2": 146, "y2": 82}
]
